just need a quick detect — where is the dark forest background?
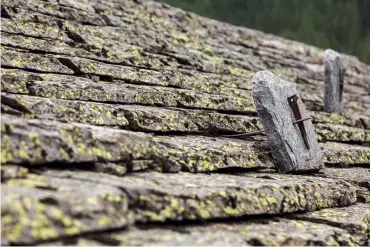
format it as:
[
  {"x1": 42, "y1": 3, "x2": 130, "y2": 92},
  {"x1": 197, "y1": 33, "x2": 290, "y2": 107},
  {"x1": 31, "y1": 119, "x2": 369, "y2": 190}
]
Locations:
[{"x1": 156, "y1": 0, "x2": 370, "y2": 65}]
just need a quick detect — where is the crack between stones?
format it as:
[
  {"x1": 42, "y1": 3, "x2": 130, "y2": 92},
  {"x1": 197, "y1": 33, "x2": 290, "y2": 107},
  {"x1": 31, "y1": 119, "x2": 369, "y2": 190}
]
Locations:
[
  {"x1": 1, "y1": 92, "x2": 254, "y2": 122},
  {"x1": 2, "y1": 46, "x2": 255, "y2": 101},
  {"x1": 324, "y1": 163, "x2": 370, "y2": 169},
  {"x1": 1, "y1": 42, "x2": 254, "y2": 94},
  {"x1": 1, "y1": 31, "x2": 258, "y2": 86},
  {"x1": 321, "y1": 140, "x2": 370, "y2": 146},
  {"x1": 7, "y1": 209, "x2": 287, "y2": 246},
  {"x1": 2, "y1": 33, "x2": 162, "y2": 73},
  {"x1": 17, "y1": 46, "x2": 165, "y2": 77},
  {"x1": 1, "y1": 31, "x2": 67, "y2": 43},
  {"x1": 5, "y1": 5, "x2": 104, "y2": 28},
  {"x1": 281, "y1": 215, "x2": 363, "y2": 238},
  {"x1": 1, "y1": 65, "x2": 74, "y2": 77},
  {"x1": 212, "y1": 166, "x2": 269, "y2": 174},
  {"x1": 2, "y1": 87, "x2": 257, "y2": 119},
  {"x1": 12, "y1": 225, "x2": 130, "y2": 246}
]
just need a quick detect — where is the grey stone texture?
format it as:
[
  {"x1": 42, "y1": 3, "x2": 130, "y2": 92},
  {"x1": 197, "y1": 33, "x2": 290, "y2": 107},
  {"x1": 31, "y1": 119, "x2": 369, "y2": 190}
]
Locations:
[
  {"x1": 324, "y1": 49, "x2": 344, "y2": 113},
  {"x1": 1, "y1": 0, "x2": 370, "y2": 245},
  {"x1": 252, "y1": 71, "x2": 324, "y2": 173}
]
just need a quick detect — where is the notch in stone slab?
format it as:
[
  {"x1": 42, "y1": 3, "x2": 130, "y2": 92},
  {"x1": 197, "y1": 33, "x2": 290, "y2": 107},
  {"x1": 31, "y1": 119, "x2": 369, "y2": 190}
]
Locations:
[
  {"x1": 252, "y1": 71, "x2": 324, "y2": 173},
  {"x1": 324, "y1": 49, "x2": 345, "y2": 113}
]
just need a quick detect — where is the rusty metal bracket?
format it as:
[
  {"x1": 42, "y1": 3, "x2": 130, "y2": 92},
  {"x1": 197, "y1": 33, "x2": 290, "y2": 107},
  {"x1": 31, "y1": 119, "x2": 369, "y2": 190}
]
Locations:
[
  {"x1": 220, "y1": 130, "x2": 265, "y2": 137},
  {"x1": 288, "y1": 94, "x2": 311, "y2": 150},
  {"x1": 292, "y1": 117, "x2": 312, "y2": 124}
]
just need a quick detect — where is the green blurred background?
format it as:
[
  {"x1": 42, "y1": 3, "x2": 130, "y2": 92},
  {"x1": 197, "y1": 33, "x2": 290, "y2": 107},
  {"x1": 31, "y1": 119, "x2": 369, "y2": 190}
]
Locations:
[{"x1": 156, "y1": 0, "x2": 370, "y2": 65}]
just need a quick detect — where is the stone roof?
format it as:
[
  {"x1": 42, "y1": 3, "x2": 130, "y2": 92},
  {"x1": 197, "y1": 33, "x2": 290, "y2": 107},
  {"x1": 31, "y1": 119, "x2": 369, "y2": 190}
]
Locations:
[{"x1": 1, "y1": 0, "x2": 369, "y2": 245}]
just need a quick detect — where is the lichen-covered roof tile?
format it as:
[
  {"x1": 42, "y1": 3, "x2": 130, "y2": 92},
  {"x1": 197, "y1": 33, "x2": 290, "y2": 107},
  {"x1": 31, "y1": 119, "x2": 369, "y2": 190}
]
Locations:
[
  {"x1": 1, "y1": 0, "x2": 370, "y2": 245},
  {"x1": 288, "y1": 203, "x2": 370, "y2": 245},
  {"x1": 40, "y1": 216, "x2": 360, "y2": 246}
]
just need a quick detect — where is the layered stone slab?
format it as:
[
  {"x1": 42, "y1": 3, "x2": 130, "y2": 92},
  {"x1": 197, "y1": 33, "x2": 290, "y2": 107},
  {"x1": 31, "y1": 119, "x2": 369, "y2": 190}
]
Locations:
[
  {"x1": 1, "y1": 173, "x2": 129, "y2": 245},
  {"x1": 1, "y1": 165, "x2": 29, "y2": 181},
  {"x1": 1, "y1": 49, "x2": 74, "y2": 74},
  {"x1": 42, "y1": 218, "x2": 357, "y2": 246},
  {"x1": 2, "y1": 168, "x2": 359, "y2": 245},
  {"x1": 45, "y1": 170, "x2": 358, "y2": 222},
  {"x1": 322, "y1": 142, "x2": 370, "y2": 166},
  {"x1": 2, "y1": 0, "x2": 106, "y2": 27},
  {"x1": 313, "y1": 167, "x2": 370, "y2": 203},
  {"x1": 1, "y1": 0, "x2": 370, "y2": 247},
  {"x1": 0, "y1": 115, "x2": 271, "y2": 172},
  {"x1": 0, "y1": 114, "x2": 184, "y2": 172},
  {"x1": 3, "y1": 0, "x2": 369, "y2": 95},
  {"x1": 313, "y1": 111, "x2": 370, "y2": 130},
  {"x1": 154, "y1": 135, "x2": 273, "y2": 172},
  {"x1": 3, "y1": 92, "x2": 370, "y2": 145},
  {"x1": 289, "y1": 203, "x2": 370, "y2": 245},
  {"x1": 249, "y1": 167, "x2": 370, "y2": 203},
  {"x1": 1, "y1": 93, "x2": 130, "y2": 128},
  {"x1": 1, "y1": 34, "x2": 254, "y2": 97},
  {"x1": 1, "y1": 93, "x2": 262, "y2": 135},
  {"x1": 2, "y1": 29, "x2": 367, "y2": 117},
  {"x1": 312, "y1": 167, "x2": 370, "y2": 189},
  {"x1": 2, "y1": 114, "x2": 369, "y2": 176},
  {"x1": 1, "y1": 17, "x2": 71, "y2": 42},
  {"x1": 1, "y1": 67, "x2": 256, "y2": 114},
  {"x1": 316, "y1": 123, "x2": 370, "y2": 143},
  {"x1": 1, "y1": 53, "x2": 365, "y2": 117}
]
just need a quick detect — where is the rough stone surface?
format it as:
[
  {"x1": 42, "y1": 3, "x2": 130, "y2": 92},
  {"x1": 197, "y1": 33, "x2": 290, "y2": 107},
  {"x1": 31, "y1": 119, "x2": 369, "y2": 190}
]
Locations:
[
  {"x1": 289, "y1": 203, "x2": 370, "y2": 246},
  {"x1": 312, "y1": 167, "x2": 370, "y2": 203},
  {"x1": 45, "y1": 170, "x2": 358, "y2": 222},
  {"x1": 2, "y1": 113, "x2": 367, "y2": 175},
  {"x1": 43, "y1": 218, "x2": 358, "y2": 246},
  {"x1": 1, "y1": 0, "x2": 370, "y2": 245},
  {"x1": 322, "y1": 142, "x2": 370, "y2": 166},
  {"x1": 252, "y1": 71, "x2": 324, "y2": 172},
  {"x1": 0, "y1": 66, "x2": 256, "y2": 114},
  {"x1": 1, "y1": 168, "x2": 360, "y2": 245},
  {"x1": 313, "y1": 111, "x2": 370, "y2": 130},
  {"x1": 316, "y1": 123, "x2": 370, "y2": 143},
  {"x1": 1, "y1": 114, "x2": 273, "y2": 173},
  {"x1": 312, "y1": 167, "x2": 370, "y2": 190},
  {"x1": 1, "y1": 93, "x2": 262, "y2": 135},
  {"x1": 1, "y1": 173, "x2": 129, "y2": 245},
  {"x1": 241, "y1": 167, "x2": 370, "y2": 204},
  {"x1": 324, "y1": 49, "x2": 343, "y2": 113},
  {"x1": 1, "y1": 114, "x2": 178, "y2": 171},
  {"x1": 1, "y1": 165, "x2": 29, "y2": 181}
]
